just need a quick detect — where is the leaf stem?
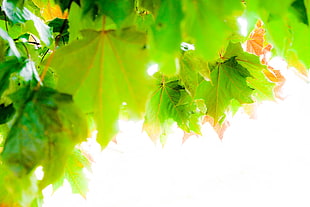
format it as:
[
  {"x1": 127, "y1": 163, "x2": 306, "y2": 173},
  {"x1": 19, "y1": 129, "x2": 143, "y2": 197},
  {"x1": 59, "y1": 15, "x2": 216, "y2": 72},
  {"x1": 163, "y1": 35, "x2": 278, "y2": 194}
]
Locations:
[{"x1": 35, "y1": 47, "x2": 55, "y2": 90}]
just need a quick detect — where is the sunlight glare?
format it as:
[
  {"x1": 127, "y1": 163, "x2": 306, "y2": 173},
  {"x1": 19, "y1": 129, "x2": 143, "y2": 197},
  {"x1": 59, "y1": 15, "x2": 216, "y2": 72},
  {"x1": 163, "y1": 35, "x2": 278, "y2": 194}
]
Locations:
[
  {"x1": 147, "y1": 64, "x2": 159, "y2": 76},
  {"x1": 34, "y1": 166, "x2": 44, "y2": 180},
  {"x1": 237, "y1": 17, "x2": 248, "y2": 36},
  {"x1": 43, "y1": 58, "x2": 310, "y2": 207}
]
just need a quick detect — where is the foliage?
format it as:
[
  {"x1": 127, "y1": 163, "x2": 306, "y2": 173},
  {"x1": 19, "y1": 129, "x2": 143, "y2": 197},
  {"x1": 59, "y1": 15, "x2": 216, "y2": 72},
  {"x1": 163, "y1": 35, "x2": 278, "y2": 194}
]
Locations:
[{"x1": 0, "y1": 0, "x2": 308, "y2": 205}]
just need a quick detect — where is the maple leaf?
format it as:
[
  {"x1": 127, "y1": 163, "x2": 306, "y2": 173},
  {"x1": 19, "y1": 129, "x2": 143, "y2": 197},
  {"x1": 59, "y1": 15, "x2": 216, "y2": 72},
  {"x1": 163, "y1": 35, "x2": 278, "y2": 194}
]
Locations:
[
  {"x1": 246, "y1": 20, "x2": 271, "y2": 56},
  {"x1": 50, "y1": 29, "x2": 152, "y2": 148},
  {"x1": 203, "y1": 115, "x2": 230, "y2": 140},
  {"x1": 224, "y1": 42, "x2": 275, "y2": 101},
  {"x1": 179, "y1": 50, "x2": 210, "y2": 97},
  {"x1": 182, "y1": 0, "x2": 243, "y2": 60},
  {"x1": 1, "y1": 87, "x2": 88, "y2": 190},
  {"x1": 63, "y1": 149, "x2": 91, "y2": 198},
  {"x1": 196, "y1": 56, "x2": 254, "y2": 124},
  {"x1": 246, "y1": 20, "x2": 286, "y2": 99},
  {"x1": 144, "y1": 76, "x2": 202, "y2": 142}
]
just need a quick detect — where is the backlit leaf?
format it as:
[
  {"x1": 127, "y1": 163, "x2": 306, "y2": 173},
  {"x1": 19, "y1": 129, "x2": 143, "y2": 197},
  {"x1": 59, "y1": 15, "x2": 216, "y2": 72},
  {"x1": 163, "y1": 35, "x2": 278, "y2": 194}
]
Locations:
[
  {"x1": 144, "y1": 76, "x2": 202, "y2": 142},
  {"x1": 55, "y1": 0, "x2": 80, "y2": 12},
  {"x1": 224, "y1": 42, "x2": 275, "y2": 101},
  {"x1": 1, "y1": 87, "x2": 88, "y2": 188},
  {"x1": 0, "y1": 57, "x2": 26, "y2": 97},
  {"x1": 246, "y1": 20, "x2": 272, "y2": 56},
  {"x1": 50, "y1": 29, "x2": 151, "y2": 148},
  {"x1": 196, "y1": 56, "x2": 254, "y2": 123},
  {"x1": 179, "y1": 50, "x2": 210, "y2": 97},
  {"x1": 64, "y1": 148, "x2": 90, "y2": 198},
  {"x1": 0, "y1": 28, "x2": 21, "y2": 57},
  {"x1": 203, "y1": 115, "x2": 230, "y2": 139},
  {"x1": 149, "y1": 0, "x2": 183, "y2": 75},
  {"x1": 182, "y1": 0, "x2": 243, "y2": 60},
  {"x1": 2, "y1": 0, "x2": 53, "y2": 46},
  {"x1": 0, "y1": 103, "x2": 15, "y2": 124}
]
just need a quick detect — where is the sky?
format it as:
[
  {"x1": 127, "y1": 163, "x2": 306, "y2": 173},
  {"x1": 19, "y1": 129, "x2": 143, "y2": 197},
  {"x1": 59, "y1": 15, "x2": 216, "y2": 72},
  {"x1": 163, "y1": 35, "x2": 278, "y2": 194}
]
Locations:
[{"x1": 42, "y1": 57, "x2": 310, "y2": 207}]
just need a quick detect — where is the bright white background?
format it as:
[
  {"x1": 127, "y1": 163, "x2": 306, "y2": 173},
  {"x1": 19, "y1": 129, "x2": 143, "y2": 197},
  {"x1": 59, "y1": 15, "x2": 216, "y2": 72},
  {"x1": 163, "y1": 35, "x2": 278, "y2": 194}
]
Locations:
[{"x1": 43, "y1": 58, "x2": 310, "y2": 207}]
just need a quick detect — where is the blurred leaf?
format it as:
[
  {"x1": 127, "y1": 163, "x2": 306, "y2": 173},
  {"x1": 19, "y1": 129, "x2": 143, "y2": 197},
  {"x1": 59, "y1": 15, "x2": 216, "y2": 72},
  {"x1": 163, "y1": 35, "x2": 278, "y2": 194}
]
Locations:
[
  {"x1": 2, "y1": 0, "x2": 53, "y2": 45},
  {"x1": 0, "y1": 28, "x2": 21, "y2": 57},
  {"x1": 151, "y1": 0, "x2": 183, "y2": 53},
  {"x1": 147, "y1": 0, "x2": 183, "y2": 75},
  {"x1": 82, "y1": 0, "x2": 134, "y2": 27},
  {"x1": 182, "y1": 0, "x2": 243, "y2": 60},
  {"x1": 6, "y1": 0, "x2": 24, "y2": 8},
  {"x1": 0, "y1": 57, "x2": 26, "y2": 97},
  {"x1": 290, "y1": 0, "x2": 308, "y2": 25},
  {"x1": 0, "y1": 162, "x2": 39, "y2": 206},
  {"x1": 65, "y1": 148, "x2": 90, "y2": 198},
  {"x1": 1, "y1": 87, "x2": 88, "y2": 189},
  {"x1": 48, "y1": 17, "x2": 69, "y2": 44},
  {"x1": 138, "y1": 0, "x2": 160, "y2": 15},
  {"x1": 0, "y1": 103, "x2": 15, "y2": 124},
  {"x1": 55, "y1": 0, "x2": 80, "y2": 12},
  {"x1": 287, "y1": 50, "x2": 308, "y2": 76},
  {"x1": 32, "y1": 0, "x2": 68, "y2": 21},
  {"x1": 99, "y1": 0, "x2": 134, "y2": 27},
  {"x1": 50, "y1": 29, "x2": 151, "y2": 148}
]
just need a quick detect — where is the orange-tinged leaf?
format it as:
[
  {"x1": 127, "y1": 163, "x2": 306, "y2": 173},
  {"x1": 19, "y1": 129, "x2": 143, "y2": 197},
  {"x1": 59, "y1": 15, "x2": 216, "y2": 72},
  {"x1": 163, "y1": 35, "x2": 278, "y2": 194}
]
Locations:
[
  {"x1": 203, "y1": 116, "x2": 230, "y2": 140},
  {"x1": 246, "y1": 20, "x2": 266, "y2": 56},
  {"x1": 263, "y1": 66, "x2": 285, "y2": 83},
  {"x1": 33, "y1": 0, "x2": 68, "y2": 21},
  {"x1": 246, "y1": 20, "x2": 286, "y2": 100},
  {"x1": 261, "y1": 44, "x2": 272, "y2": 64},
  {"x1": 182, "y1": 131, "x2": 198, "y2": 144},
  {"x1": 263, "y1": 66, "x2": 286, "y2": 99}
]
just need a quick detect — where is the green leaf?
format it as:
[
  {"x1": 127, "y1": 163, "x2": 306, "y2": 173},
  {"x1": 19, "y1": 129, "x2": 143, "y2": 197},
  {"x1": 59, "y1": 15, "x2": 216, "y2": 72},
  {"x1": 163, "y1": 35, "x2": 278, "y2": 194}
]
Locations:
[
  {"x1": 48, "y1": 18, "x2": 69, "y2": 44},
  {"x1": 65, "y1": 148, "x2": 90, "y2": 198},
  {"x1": 285, "y1": 9, "x2": 310, "y2": 68},
  {"x1": 179, "y1": 50, "x2": 210, "y2": 97},
  {"x1": 224, "y1": 42, "x2": 275, "y2": 101},
  {"x1": 138, "y1": 0, "x2": 161, "y2": 15},
  {"x1": 0, "y1": 103, "x2": 15, "y2": 124},
  {"x1": 2, "y1": 0, "x2": 53, "y2": 46},
  {"x1": 0, "y1": 28, "x2": 21, "y2": 57},
  {"x1": 196, "y1": 57, "x2": 254, "y2": 123},
  {"x1": 82, "y1": 0, "x2": 134, "y2": 27},
  {"x1": 50, "y1": 29, "x2": 152, "y2": 148},
  {"x1": 0, "y1": 57, "x2": 26, "y2": 97},
  {"x1": 144, "y1": 76, "x2": 202, "y2": 141},
  {"x1": 0, "y1": 163, "x2": 39, "y2": 206},
  {"x1": 148, "y1": 0, "x2": 183, "y2": 75},
  {"x1": 151, "y1": 0, "x2": 183, "y2": 53},
  {"x1": 1, "y1": 87, "x2": 88, "y2": 188},
  {"x1": 182, "y1": 0, "x2": 243, "y2": 60},
  {"x1": 290, "y1": 0, "x2": 309, "y2": 25},
  {"x1": 99, "y1": 0, "x2": 134, "y2": 27},
  {"x1": 6, "y1": 0, "x2": 24, "y2": 8},
  {"x1": 55, "y1": 0, "x2": 80, "y2": 12}
]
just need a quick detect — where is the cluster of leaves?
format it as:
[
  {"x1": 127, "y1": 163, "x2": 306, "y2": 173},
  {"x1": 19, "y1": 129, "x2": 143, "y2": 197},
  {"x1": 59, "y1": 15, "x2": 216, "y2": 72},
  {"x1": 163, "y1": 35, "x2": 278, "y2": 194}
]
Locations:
[{"x1": 0, "y1": 0, "x2": 308, "y2": 206}]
